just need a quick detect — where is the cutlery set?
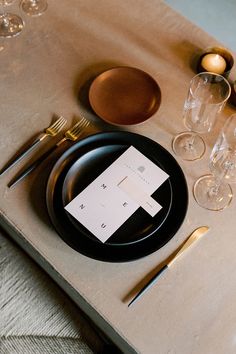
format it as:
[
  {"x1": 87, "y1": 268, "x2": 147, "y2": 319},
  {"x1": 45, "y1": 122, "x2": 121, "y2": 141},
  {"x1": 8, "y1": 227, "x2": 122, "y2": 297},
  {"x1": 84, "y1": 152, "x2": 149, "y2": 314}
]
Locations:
[{"x1": 0, "y1": 116, "x2": 90, "y2": 188}]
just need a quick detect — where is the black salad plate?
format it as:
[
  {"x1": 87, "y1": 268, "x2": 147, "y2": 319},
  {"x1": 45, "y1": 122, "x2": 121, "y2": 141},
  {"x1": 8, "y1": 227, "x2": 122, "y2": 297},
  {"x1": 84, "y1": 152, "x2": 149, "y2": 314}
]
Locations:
[{"x1": 46, "y1": 131, "x2": 188, "y2": 262}]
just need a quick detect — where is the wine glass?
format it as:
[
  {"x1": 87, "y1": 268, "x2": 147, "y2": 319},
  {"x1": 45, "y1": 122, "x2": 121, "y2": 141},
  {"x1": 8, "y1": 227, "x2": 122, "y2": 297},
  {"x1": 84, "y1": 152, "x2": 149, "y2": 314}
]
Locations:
[
  {"x1": 0, "y1": 0, "x2": 24, "y2": 37},
  {"x1": 193, "y1": 113, "x2": 236, "y2": 211},
  {"x1": 20, "y1": 0, "x2": 47, "y2": 16},
  {"x1": 172, "y1": 72, "x2": 231, "y2": 161}
]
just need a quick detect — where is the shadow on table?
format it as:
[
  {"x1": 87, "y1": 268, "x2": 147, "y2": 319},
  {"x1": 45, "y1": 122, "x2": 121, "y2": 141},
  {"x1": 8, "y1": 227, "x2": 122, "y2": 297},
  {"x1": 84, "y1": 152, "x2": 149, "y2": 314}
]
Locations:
[{"x1": 169, "y1": 39, "x2": 203, "y2": 74}]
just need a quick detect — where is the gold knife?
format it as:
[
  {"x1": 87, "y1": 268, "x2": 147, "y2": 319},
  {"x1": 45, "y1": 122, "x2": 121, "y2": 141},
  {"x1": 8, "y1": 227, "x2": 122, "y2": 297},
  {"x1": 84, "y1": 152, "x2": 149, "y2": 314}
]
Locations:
[{"x1": 128, "y1": 226, "x2": 209, "y2": 307}]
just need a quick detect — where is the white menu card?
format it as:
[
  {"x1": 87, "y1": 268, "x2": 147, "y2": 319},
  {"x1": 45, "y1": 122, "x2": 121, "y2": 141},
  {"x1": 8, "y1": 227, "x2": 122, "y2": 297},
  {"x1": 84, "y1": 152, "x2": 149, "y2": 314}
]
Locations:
[{"x1": 64, "y1": 146, "x2": 169, "y2": 243}]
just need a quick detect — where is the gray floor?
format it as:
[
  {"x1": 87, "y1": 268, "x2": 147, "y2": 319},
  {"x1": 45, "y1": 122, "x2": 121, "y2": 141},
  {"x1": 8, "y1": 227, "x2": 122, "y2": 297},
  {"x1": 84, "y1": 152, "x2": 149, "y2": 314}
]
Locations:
[{"x1": 164, "y1": 0, "x2": 236, "y2": 51}]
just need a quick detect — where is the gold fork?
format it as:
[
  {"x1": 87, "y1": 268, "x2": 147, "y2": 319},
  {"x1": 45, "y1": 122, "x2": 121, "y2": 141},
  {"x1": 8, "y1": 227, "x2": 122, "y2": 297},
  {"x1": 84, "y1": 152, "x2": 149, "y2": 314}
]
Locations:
[
  {"x1": 54, "y1": 117, "x2": 90, "y2": 147},
  {"x1": 0, "y1": 116, "x2": 67, "y2": 176},
  {"x1": 39, "y1": 116, "x2": 67, "y2": 139},
  {"x1": 8, "y1": 117, "x2": 90, "y2": 188}
]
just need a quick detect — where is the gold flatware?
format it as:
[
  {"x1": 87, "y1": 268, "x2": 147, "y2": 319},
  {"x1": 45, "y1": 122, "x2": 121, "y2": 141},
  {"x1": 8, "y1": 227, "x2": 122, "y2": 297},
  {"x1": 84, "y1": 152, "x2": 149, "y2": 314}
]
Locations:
[
  {"x1": 0, "y1": 116, "x2": 67, "y2": 176},
  {"x1": 8, "y1": 117, "x2": 90, "y2": 188},
  {"x1": 128, "y1": 226, "x2": 210, "y2": 307}
]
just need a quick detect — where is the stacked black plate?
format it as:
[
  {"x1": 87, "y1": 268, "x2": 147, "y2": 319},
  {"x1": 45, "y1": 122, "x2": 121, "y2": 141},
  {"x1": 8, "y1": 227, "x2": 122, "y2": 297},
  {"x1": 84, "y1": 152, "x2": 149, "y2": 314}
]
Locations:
[{"x1": 46, "y1": 131, "x2": 188, "y2": 262}]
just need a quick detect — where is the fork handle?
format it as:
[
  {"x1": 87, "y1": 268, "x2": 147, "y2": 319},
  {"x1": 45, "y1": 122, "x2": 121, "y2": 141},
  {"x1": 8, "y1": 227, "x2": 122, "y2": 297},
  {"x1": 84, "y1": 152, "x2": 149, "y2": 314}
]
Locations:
[
  {"x1": 0, "y1": 135, "x2": 46, "y2": 176},
  {"x1": 8, "y1": 143, "x2": 59, "y2": 188}
]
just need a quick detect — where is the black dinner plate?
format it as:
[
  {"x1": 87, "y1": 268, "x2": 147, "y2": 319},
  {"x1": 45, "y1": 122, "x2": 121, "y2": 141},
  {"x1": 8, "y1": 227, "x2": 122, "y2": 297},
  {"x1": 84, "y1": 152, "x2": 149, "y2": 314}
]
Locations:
[{"x1": 46, "y1": 131, "x2": 188, "y2": 262}]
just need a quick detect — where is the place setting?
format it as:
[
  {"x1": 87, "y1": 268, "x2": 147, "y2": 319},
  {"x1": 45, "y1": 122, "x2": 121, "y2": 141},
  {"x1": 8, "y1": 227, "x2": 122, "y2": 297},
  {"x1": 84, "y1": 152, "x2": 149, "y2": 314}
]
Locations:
[
  {"x1": 0, "y1": 65, "x2": 189, "y2": 266},
  {"x1": 2, "y1": 63, "x2": 236, "y2": 271}
]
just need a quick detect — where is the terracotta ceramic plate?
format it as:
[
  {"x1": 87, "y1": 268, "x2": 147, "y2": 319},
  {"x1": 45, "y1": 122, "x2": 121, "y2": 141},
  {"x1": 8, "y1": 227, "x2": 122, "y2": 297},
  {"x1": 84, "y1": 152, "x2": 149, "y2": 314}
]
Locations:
[{"x1": 89, "y1": 67, "x2": 161, "y2": 125}]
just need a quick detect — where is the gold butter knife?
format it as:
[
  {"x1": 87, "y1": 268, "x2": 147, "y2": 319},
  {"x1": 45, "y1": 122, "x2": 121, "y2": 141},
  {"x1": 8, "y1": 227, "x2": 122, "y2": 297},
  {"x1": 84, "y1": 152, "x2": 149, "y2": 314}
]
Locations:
[{"x1": 128, "y1": 226, "x2": 209, "y2": 307}]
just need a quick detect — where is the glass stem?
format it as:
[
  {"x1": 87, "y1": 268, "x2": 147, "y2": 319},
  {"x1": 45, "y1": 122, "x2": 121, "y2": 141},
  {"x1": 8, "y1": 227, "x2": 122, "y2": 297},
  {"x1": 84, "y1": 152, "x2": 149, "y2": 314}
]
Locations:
[
  {"x1": 207, "y1": 178, "x2": 221, "y2": 198},
  {"x1": 184, "y1": 134, "x2": 196, "y2": 151},
  {"x1": 207, "y1": 168, "x2": 228, "y2": 198}
]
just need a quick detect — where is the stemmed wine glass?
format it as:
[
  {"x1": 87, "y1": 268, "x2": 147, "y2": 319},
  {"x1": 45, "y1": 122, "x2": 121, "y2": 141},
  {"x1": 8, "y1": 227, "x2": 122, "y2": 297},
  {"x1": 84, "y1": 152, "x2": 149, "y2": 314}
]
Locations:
[
  {"x1": 20, "y1": 0, "x2": 47, "y2": 16},
  {"x1": 0, "y1": 0, "x2": 24, "y2": 37},
  {"x1": 194, "y1": 114, "x2": 236, "y2": 211},
  {"x1": 172, "y1": 72, "x2": 231, "y2": 161}
]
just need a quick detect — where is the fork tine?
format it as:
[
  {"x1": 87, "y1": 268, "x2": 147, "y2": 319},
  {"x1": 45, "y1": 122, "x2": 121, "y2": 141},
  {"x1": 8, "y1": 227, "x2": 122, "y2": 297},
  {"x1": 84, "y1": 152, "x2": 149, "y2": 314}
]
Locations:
[
  {"x1": 72, "y1": 117, "x2": 86, "y2": 128},
  {"x1": 71, "y1": 121, "x2": 90, "y2": 136},
  {"x1": 69, "y1": 118, "x2": 89, "y2": 134},
  {"x1": 80, "y1": 120, "x2": 90, "y2": 131},
  {"x1": 51, "y1": 116, "x2": 66, "y2": 130},
  {"x1": 71, "y1": 121, "x2": 86, "y2": 133},
  {"x1": 77, "y1": 117, "x2": 90, "y2": 130},
  {"x1": 55, "y1": 116, "x2": 65, "y2": 125},
  {"x1": 48, "y1": 116, "x2": 67, "y2": 135},
  {"x1": 55, "y1": 118, "x2": 67, "y2": 130},
  {"x1": 68, "y1": 123, "x2": 80, "y2": 134}
]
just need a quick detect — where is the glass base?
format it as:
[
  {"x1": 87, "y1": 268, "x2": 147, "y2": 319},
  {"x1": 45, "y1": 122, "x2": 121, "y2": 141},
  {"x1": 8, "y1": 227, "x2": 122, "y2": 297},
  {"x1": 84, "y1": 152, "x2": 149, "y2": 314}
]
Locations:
[
  {"x1": 0, "y1": 13, "x2": 24, "y2": 37},
  {"x1": 193, "y1": 174, "x2": 233, "y2": 211},
  {"x1": 21, "y1": 0, "x2": 48, "y2": 16},
  {"x1": 172, "y1": 131, "x2": 205, "y2": 161}
]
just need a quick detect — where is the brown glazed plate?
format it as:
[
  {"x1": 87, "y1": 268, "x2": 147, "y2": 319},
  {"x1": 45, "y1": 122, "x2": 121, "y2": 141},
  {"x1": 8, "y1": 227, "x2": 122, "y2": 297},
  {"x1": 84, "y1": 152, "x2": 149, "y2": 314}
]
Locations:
[{"x1": 88, "y1": 67, "x2": 161, "y2": 125}]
